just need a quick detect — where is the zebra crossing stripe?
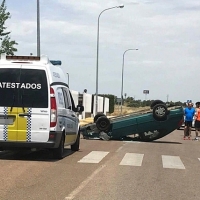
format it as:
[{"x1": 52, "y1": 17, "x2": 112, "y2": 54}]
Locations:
[
  {"x1": 78, "y1": 151, "x2": 109, "y2": 163},
  {"x1": 162, "y1": 155, "x2": 185, "y2": 169},
  {"x1": 120, "y1": 153, "x2": 144, "y2": 166},
  {"x1": 77, "y1": 152, "x2": 187, "y2": 170}
]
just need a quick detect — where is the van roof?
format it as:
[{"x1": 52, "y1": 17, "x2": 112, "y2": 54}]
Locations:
[
  {"x1": 0, "y1": 53, "x2": 61, "y2": 66},
  {"x1": 0, "y1": 54, "x2": 68, "y2": 86}
]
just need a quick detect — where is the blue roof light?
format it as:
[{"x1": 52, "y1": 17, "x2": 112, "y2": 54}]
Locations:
[{"x1": 50, "y1": 60, "x2": 62, "y2": 65}]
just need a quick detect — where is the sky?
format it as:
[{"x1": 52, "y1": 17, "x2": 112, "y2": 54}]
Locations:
[{"x1": 4, "y1": 0, "x2": 200, "y2": 103}]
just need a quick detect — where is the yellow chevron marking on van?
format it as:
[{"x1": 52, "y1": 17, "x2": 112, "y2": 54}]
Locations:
[
  {"x1": 17, "y1": 108, "x2": 28, "y2": 141},
  {"x1": 7, "y1": 107, "x2": 18, "y2": 141},
  {"x1": 7, "y1": 107, "x2": 28, "y2": 141},
  {"x1": 65, "y1": 135, "x2": 76, "y2": 144}
]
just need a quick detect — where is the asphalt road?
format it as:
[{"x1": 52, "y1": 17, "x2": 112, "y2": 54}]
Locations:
[{"x1": 0, "y1": 129, "x2": 200, "y2": 200}]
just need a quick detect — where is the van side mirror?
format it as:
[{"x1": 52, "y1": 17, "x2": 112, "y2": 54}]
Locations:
[{"x1": 77, "y1": 105, "x2": 84, "y2": 113}]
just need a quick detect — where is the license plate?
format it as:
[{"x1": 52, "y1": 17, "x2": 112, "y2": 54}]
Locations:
[{"x1": 0, "y1": 117, "x2": 14, "y2": 125}]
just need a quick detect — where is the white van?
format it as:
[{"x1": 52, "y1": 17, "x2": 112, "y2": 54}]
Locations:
[{"x1": 0, "y1": 54, "x2": 84, "y2": 159}]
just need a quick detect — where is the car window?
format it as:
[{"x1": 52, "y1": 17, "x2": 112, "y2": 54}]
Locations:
[{"x1": 0, "y1": 68, "x2": 48, "y2": 108}]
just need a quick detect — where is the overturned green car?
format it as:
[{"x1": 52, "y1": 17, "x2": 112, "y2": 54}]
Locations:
[{"x1": 80, "y1": 100, "x2": 184, "y2": 142}]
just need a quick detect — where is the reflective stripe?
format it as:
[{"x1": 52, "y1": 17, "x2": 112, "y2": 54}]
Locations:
[
  {"x1": 17, "y1": 108, "x2": 28, "y2": 142},
  {"x1": 2, "y1": 107, "x2": 32, "y2": 142},
  {"x1": 6, "y1": 107, "x2": 23, "y2": 141},
  {"x1": 65, "y1": 135, "x2": 76, "y2": 144},
  {"x1": 3, "y1": 107, "x2": 8, "y2": 141},
  {"x1": 7, "y1": 107, "x2": 18, "y2": 141},
  {"x1": 26, "y1": 108, "x2": 32, "y2": 142}
]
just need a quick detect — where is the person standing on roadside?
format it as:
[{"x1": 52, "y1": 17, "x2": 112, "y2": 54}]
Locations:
[
  {"x1": 194, "y1": 102, "x2": 200, "y2": 140},
  {"x1": 184, "y1": 102, "x2": 195, "y2": 139}
]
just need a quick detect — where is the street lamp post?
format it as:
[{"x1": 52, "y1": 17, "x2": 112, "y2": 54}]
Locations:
[
  {"x1": 120, "y1": 48, "x2": 138, "y2": 115},
  {"x1": 95, "y1": 4, "x2": 124, "y2": 116},
  {"x1": 37, "y1": 0, "x2": 41, "y2": 57},
  {"x1": 66, "y1": 73, "x2": 69, "y2": 86}
]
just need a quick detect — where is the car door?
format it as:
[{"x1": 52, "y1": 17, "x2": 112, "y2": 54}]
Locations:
[{"x1": 62, "y1": 87, "x2": 77, "y2": 144}]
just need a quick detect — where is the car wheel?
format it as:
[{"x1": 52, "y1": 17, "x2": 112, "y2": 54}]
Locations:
[
  {"x1": 53, "y1": 133, "x2": 65, "y2": 159},
  {"x1": 96, "y1": 116, "x2": 111, "y2": 131},
  {"x1": 153, "y1": 104, "x2": 168, "y2": 121},
  {"x1": 150, "y1": 100, "x2": 165, "y2": 109},
  {"x1": 94, "y1": 113, "x2": 106, "y2": 123},
  {"x1": 71, "y1": 129, "x2": 80, "y2": 151}
]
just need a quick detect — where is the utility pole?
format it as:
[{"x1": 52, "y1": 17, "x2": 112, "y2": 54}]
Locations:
[{"x1": 37, "y1": 0, "x2": 41, "y2": 56}]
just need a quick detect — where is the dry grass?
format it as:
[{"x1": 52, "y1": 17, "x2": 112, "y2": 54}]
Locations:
[
  {"x1": 80, "y1": 117, "x2": 94, "y2": 126},
  {"x1": 109, "y1": 105, "x2": 150, "y2": 116}
]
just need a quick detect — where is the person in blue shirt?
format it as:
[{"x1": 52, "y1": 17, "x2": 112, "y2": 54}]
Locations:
[{"x1": 184, "y1": 102, "x2": 195, "y2": 139}]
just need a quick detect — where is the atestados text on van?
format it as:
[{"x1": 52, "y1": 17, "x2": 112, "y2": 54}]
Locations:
[{"x1": 0, "y1": 82, "x2": 41, "y2": 89}]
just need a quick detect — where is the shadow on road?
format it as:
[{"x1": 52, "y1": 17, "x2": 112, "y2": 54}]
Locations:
[
  {"x1": 150, "y1": 141, "x2": 182, "y2": 144},
  {"x1": 0, "y1": 148, "x2": 76, "y2": 162}
]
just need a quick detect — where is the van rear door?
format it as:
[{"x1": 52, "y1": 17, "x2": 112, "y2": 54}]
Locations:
[
  {"x1": 19, "y1": 66, "x2": 50, "y2": 142},
  {"x1": 0, "y1": 68, "x2": 19, "y2": 141},
  {"x1": 0, "y1": 66, "x2": 50, "y2": 143}
]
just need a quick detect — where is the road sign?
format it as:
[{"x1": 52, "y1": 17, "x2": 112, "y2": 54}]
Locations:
[
  {"x1": 187, "y1": 100, "x2": 192, "y2": 103},
  {"x1": 143, "y1": 90, "x2": 149, "y2": 94},
  {"x1": 117, "y1": 98, "x2": 122, "y2": 103}
]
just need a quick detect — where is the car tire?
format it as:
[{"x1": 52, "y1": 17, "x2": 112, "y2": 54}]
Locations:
[
  {"x1": 150, "y1": 100, "x2": 165, "y2": 109},
  {"x1": 94, "y1": 113, "x2": 106, "y2": 123},
  {"x1": 71, "y1": 129, "x2": 80, "y2": 151},
  {"x1": 153, "y1": 104, "x2": 168, "y2": 121},
  {"x1": 96, "y1": 116, "x2": 111, "y2": 131},
  {"x1": 53, "y1": 133, "x2": 65, "y2": 159}
]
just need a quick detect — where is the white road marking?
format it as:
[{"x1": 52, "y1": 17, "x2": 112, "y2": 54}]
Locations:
[
  {"x1": 116, "y1": 143, "x2": 128, "y2": 153},
  {"x1": 123, "y1": 141, "x2": 141, "y2": 143},
  {"x1": 119, "y1": 153, "x2": 144, "y2": 166},
  {"x1": 78, "y1": 151, "x2": 109, "y2": 163},
  {"x1": 65, "y1": 165, "x2": 106, "y2": 200},
  {"x1": 198, "y1": 158, "x2": 200, "y2": 161},
  {"x1": 162, "y1": 155, "x2": 185, "y2": 169}
]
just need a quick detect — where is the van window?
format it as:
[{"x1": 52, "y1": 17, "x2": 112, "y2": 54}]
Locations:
[
  {"x1": 69, "y1": 90, "x2": 76, "y2": 112},
  {"x1": 0, "y1": 68, "x2": 48, "y2": 108},
  {"x1": 62, "y1": 88, "x2": 71, "y2": 109},
  {"x1": 56, "y1": 88, "x2": 65, "y2": 108},
  {"x1": 0, "y1": 68, "x2": 20, "y2": 107}
]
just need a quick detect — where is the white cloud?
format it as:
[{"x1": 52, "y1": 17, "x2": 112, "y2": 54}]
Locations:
[{"x1": 5, "y1": 0, "x2": 200, "y2": 103}]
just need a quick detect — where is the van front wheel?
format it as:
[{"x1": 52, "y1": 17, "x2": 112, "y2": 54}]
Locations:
[
  {"x1": 53, "y1": 133, "x2": 65, "y2": 159},
  {"x1": 71, "y1": 130, "x2": 80, "y2": 151}
]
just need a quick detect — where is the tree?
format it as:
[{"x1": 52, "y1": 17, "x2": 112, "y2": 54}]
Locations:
[{"x1": 0, "y1": 0, "x2": 18, "y2": 55}]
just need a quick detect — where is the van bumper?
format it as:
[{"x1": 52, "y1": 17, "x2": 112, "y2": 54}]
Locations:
[{"x1": 0, "y1": 131, "x2": 62, "y2": 150}]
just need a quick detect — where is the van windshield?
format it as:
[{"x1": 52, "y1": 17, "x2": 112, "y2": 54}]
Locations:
[{"x1": 0, "y1": 68, "x2": 48, "y2": 108}]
